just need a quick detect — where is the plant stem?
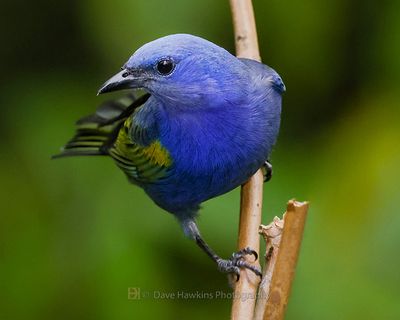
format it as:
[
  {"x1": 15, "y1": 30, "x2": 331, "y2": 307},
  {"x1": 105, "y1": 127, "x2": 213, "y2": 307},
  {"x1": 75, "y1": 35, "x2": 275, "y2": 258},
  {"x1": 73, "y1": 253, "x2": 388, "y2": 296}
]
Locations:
[
  {"x1": 262, "y1": 200, "x2": 309, "y2": 320},
  {"x1": 229, "y1": 1, "x2": 263, "y2": 319},
  {"x1": 253, "y1": 217, "x2": 284, "y2": 320}
]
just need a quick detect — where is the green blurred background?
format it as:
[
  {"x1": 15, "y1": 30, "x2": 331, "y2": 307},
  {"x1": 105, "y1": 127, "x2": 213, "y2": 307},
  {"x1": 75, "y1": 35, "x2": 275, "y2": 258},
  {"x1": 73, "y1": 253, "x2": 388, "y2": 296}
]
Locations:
[{"x1": 1, "y1": 0, "x2": 399, "y2": 319}]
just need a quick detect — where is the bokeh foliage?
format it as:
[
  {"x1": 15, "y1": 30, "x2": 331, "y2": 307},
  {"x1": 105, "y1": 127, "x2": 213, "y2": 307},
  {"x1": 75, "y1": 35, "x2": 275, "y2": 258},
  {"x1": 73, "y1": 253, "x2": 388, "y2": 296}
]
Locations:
[{"x1": 1, "y1": 0, "x2": 399, "y2": 319}]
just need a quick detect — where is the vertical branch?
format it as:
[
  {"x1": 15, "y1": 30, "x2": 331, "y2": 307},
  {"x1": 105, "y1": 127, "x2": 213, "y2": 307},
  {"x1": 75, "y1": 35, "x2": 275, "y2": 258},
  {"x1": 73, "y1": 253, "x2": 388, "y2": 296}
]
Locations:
[
  {"x1": 229, "y1": 2, "x2": 309, "y2": 320},
  {"x1": 230, "y1": 0, "x2": 261, "y2": 61},
  {"x1": 253, "y1": 217, "x2": 284, "y2": 320},
  {"x1": 229, "y1": 1, "x2": 263, "y2": 319},
  {"x1": 262, "y1": 200, "x2": 309, "y2": 320}
]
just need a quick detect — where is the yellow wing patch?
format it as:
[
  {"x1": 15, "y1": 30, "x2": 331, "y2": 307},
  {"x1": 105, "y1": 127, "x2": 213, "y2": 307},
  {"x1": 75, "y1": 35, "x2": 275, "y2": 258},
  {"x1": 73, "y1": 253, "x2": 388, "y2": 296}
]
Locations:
[
  {"x1": 110, "y1": 117, "x2": 172, "y2": 183},
  {"x1": 141, "y1": 141, "x2": 172, "y2": 167}
]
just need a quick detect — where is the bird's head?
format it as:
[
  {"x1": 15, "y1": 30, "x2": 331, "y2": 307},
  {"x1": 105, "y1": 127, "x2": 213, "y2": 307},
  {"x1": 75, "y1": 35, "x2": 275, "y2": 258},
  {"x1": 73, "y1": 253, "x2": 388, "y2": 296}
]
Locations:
[{"x1": 98, "y1": 34, "x2": 248, "y2": 105}]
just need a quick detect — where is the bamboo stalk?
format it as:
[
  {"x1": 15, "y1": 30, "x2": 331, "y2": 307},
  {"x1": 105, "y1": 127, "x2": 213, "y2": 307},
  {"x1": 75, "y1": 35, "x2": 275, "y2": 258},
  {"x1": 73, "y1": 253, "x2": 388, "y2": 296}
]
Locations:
[{"x1": 229, "y1": 1, "x2": 263, "y2": 319}]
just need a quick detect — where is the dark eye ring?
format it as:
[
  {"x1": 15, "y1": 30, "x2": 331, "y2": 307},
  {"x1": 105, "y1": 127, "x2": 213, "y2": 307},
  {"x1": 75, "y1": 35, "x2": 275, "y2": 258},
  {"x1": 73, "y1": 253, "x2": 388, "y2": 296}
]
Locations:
[{"x1": 156, "y1": 58, "x2": 175, "y2": 76}]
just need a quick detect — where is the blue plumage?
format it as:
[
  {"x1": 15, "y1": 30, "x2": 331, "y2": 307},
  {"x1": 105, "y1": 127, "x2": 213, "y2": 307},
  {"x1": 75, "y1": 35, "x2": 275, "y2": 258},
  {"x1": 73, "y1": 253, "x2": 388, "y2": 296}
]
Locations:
[{"x1": 56, "y1": 34, "x2": 284, "y2": 278}]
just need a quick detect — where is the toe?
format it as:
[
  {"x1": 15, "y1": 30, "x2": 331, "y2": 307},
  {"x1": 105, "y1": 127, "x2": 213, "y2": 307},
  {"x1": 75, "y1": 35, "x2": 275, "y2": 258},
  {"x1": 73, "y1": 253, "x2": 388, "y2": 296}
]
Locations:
[
  {"x1": 237, "y1": 260, "x2": 263, "y2": 278},
  {"x1": 247, "y1": 248, "x2": 258, "y2": 261},
  {"x1": 234, "y1": 267, "x2": 241, "y2": 281},
  {"x1": 236, "y1": 247, "x2": 258, "y2": 261}
]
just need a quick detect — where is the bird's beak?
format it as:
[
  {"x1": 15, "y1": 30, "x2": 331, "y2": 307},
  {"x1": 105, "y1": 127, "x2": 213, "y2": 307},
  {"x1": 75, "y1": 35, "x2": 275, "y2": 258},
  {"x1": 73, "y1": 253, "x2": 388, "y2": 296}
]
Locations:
[{"x1": 97, "y1": 69, "x2": 144, "y2": 95}]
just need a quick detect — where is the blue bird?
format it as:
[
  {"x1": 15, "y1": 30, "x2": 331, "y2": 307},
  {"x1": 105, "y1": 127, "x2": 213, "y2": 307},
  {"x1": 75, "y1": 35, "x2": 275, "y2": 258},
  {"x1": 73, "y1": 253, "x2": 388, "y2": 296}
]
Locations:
[{"x1": 54, "y1": 34, "x2": 284, "y2": 278}]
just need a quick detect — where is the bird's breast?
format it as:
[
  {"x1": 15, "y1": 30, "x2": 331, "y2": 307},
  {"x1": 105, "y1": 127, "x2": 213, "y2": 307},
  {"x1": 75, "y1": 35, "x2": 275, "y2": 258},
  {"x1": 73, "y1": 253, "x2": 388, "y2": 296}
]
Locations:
[{"x1": 149, "y1": 107, "x2": 271, "y2": 204}]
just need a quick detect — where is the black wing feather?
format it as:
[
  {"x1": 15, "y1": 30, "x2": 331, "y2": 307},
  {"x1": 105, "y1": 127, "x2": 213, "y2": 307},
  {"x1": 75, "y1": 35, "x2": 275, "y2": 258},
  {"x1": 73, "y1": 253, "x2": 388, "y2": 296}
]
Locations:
[{"x1": 52, "y1": 93, "x2": 150, "y2": 159}]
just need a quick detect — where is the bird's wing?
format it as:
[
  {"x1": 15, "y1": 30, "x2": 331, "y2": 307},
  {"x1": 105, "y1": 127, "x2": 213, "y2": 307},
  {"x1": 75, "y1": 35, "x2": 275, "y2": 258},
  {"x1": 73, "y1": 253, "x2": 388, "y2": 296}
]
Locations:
[
  {"x1": 53, "y1": 93, "x2": 150, "y2": 158},
  {"x1": 109, "y1": 111, "x2": 173, "y2": 184},
  {"x1": 54, "y1": 92, "x2": 172, "y2": 184}
]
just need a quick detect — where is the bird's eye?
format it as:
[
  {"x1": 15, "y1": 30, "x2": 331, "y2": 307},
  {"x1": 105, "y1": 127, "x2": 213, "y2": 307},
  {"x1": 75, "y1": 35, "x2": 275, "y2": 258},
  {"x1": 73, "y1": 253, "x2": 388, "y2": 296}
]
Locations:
[{"x1": 156, "y1": 59, "x2": 175, "y2": 76}]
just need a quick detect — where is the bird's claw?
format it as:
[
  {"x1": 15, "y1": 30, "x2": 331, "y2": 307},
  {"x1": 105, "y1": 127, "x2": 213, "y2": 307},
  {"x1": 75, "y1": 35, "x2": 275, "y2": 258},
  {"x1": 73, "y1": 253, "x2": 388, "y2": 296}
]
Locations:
[
  {"x1": 217, "y1": 247, "x2": 262, "y2": 281},
  {"x1": 233, "y1": 247, "x2": 258, "y2": 261},
  {"x1": 262, "y1": 160, "x2": 273, "y2": 182}
]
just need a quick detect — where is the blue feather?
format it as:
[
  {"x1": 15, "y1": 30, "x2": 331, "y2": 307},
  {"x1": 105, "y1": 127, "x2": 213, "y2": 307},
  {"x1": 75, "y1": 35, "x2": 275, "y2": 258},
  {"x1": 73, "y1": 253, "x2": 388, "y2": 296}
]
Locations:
[{"x1": 56, "y1": 34, "x2": 285, "y2": 275}]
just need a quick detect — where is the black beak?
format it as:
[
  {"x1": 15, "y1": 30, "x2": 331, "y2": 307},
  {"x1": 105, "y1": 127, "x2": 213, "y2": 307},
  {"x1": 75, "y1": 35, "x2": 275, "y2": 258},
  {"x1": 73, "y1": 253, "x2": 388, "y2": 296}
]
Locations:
[{"x1": 97, "y1": 69, "x2": 144, "y2": 95}]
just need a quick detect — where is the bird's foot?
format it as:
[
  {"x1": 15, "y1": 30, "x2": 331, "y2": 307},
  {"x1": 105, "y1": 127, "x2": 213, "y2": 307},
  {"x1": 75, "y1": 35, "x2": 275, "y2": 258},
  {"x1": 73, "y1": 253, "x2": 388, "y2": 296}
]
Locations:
[
  {"x1": 262, "y1": 160, "x2": 273, "y2": 182},
  {"x1": 216, "y1": 247, "x2": 262, "y2": 281}
]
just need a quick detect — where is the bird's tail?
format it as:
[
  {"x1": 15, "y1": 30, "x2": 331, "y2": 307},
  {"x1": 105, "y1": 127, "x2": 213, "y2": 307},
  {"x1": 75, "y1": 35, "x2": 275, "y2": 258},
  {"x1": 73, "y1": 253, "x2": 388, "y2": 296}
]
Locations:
[{"x1": 52, "y1": 93, "x2": 150, "y2": 159}]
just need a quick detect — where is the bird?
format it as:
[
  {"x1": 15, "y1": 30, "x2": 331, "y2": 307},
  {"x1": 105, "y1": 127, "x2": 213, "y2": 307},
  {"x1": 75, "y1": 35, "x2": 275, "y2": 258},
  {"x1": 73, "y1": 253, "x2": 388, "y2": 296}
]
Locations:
[{"x1": 54, "y1": 34, "x2": 285, "y2": 279}]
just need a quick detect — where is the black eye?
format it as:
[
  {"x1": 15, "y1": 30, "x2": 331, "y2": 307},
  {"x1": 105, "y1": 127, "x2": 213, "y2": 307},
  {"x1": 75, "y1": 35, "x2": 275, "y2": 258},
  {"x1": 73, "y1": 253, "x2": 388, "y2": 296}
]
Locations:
[{"x1": 156, "y1": 59, "x2": 175, "y2": 75}]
